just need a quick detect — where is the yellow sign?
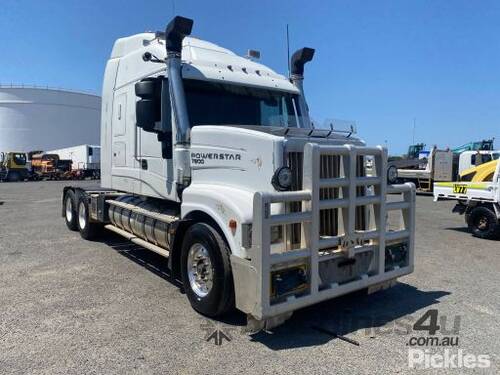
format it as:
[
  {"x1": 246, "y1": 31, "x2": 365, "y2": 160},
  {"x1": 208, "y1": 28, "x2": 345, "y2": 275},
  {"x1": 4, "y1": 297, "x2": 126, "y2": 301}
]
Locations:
[{"x1": 453, "y1": 184, "x2": 467, "y2": 194}]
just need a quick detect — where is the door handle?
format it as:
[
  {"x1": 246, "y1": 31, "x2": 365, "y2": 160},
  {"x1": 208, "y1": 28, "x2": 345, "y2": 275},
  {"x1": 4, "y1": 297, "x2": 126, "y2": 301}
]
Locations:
[{"x1": 141, "y1": 159, "x2": 148, "y2": 170}]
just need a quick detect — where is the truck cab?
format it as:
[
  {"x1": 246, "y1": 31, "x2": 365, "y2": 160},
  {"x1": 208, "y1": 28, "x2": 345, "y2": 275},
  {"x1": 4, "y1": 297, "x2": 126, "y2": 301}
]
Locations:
[
  {"x1": 63, "y1": 16, "x2": 416, "y2": 330},
  {"x1": 457, "y1": 150, "x2": 500, "y2": 175}
]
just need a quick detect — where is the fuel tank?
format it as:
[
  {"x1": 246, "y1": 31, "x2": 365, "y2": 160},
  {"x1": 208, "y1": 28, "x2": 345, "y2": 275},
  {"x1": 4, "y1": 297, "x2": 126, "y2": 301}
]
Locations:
[{"x1": 108, "y1": 195, "x2": 179, "y2": 250}]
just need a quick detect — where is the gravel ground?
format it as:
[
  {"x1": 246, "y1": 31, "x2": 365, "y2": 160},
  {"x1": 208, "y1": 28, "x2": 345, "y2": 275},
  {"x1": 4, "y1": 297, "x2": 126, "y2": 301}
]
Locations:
[{"x1": 0, "y1": 181, "x2": 498, "y2": 374}]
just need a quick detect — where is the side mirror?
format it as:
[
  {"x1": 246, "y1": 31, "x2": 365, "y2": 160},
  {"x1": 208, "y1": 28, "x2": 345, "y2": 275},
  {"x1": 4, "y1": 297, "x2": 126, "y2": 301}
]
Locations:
[
  {"x1": 135, "y1": 77, "x2": 173, "y2": 159},
  {"x1": 135, "y1": 77, "x2": 161, "y2": 132}
]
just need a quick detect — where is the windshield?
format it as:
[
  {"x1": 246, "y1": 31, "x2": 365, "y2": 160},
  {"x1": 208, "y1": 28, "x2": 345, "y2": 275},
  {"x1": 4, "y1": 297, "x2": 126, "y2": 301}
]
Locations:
[
  {"x1": 183, "y1": 79, "x2": 302, "y2": 128},
  {"x1": 13, "y1": 153, "x2": 26, "y2": 165}
]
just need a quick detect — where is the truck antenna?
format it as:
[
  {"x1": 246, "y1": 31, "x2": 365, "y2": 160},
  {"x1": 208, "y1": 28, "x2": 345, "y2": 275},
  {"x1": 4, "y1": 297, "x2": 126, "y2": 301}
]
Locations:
[{"x1": 286, "y1": 24, "x2": 290, "y2": 77}]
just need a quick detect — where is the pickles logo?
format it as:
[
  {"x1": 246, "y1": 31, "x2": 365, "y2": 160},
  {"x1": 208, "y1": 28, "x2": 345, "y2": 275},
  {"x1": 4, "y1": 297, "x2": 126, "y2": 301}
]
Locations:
[
  {"x1": 408, "y1": 349, "x2": 490, "y2": 369},
  {"x1": 191, "y1": 152, "x2": 242, "y2": 165}
]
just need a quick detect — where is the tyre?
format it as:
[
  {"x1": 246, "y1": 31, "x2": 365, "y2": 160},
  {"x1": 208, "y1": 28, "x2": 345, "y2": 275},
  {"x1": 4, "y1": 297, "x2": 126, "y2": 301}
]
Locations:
[
  {"x1": 64, "y1": 190, "x2": 78, "y2": 231},
  {"x1": 387, "y1": 165, "x2": 398, "y2": 184},
  {"x1": 467, "y1": 206, "x2": 500, "y2": 240},
  {"x1": 180, "y1": 223, "x2": 234, "y2": 317},
  {"x1": 77, "y1": 194, "x2": 102, "y2": 240},
  {"x1": 7, "y1": 171, "x2": 20, "y2": 182}
]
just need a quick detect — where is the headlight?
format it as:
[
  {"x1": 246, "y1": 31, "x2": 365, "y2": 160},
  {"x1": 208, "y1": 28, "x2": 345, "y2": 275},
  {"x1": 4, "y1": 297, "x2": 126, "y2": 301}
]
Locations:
[{"x1": 272, "y1": 166, "x2": 293, "y2": 191}]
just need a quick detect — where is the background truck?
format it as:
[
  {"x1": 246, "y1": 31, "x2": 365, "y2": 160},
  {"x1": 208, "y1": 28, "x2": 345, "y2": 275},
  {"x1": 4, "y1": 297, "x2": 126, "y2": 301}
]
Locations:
[
  {"x1": 47, "y1": 144, "x2": 101, "y2": 179},
  {"x1": 389, "y1": 144, "x2": 499, "y2": 192},
  {"x1": 434, "y1": 160, "x2": 500, "y2": 239},
  {"x1": 392, "y1": 147, "x2": 453, "y2": 192},
  {"x1": 61, "y1": 16, "x2": 416, "y2": 330},
  {"x1": 0, "y1": 151, "x2": 29, "y2": 182},
  {"x1": 29, "y1": 153, "x2": 73, "y2": 180}
]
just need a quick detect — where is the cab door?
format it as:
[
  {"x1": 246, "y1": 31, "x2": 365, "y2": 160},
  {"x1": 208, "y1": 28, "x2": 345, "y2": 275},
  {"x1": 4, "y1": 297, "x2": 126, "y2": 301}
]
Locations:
[
  {"x1": 137, "y1": 78, "x2": 176, "y2": 199},
  {"x1": 111, "y1": 87, "x2": 141, "y2": 194}
]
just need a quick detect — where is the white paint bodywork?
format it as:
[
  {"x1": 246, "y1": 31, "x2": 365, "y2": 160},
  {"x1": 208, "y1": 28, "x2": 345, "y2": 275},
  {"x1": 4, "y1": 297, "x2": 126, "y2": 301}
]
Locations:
[
  {"x1": 100, "y1": 34, "x2": 298, "y2": 200},
  {"x1": 183, "y1": 125, "x2": 284, "y2": 257},
  {"x1": 434, "y1": 161, "x2": 500, "y2": 205}
]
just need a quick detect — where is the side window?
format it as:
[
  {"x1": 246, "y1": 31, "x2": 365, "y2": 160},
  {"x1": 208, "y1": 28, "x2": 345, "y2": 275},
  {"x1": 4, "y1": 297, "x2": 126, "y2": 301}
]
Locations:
[
  {"x1": 471, "y1": 155, "x2": 476, "y2": 165},
  {"x1": 14, "y1": 153, "x2": 26, "y2": 165}
]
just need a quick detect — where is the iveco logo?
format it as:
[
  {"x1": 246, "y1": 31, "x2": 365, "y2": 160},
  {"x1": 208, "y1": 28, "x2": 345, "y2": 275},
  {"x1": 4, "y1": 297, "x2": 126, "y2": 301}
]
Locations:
[
  {"x1": 340, "y1": 236, "x2": 363, "y2": 257},
  {"x1": 340, "y1": 237, "x2": 356, "y2": 250}
]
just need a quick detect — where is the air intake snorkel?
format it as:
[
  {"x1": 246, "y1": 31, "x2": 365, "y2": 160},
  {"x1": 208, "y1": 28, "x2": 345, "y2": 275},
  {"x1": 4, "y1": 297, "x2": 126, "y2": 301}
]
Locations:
[
  {"x1": 165, "y1": 16, "x2": 194, "y2": 192},
  {"x1": 165, "y1": 16, "x2": 193, "y2": 145},
  {"x1": 290, "y1": 47, "x2": 315, "y2": 129}
]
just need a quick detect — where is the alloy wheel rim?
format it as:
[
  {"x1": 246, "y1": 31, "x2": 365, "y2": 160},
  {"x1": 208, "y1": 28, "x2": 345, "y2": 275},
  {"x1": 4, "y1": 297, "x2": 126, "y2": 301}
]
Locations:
[
  {"x1": 65, "y1": 196, "x2": 73, "y2": 222},
  {"x1": 78, "y1": 202, "x2": 87, "y2": 230},
  {"x1": 187, "y1": 243, "x2": 214, "y2": 297}
]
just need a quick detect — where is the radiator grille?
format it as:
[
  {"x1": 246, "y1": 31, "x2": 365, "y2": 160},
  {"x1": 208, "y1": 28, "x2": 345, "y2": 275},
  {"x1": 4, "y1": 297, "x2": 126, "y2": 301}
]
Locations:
[
  {"x1": 287, "y1": 151, "x2": 367, "y2": 246},
  {"x1": 287, "y1": 152, "x2": 303, "y2": 246}
]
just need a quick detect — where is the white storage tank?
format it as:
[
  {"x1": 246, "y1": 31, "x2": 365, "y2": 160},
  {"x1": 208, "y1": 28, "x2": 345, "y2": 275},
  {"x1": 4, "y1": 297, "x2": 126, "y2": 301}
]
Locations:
[{"x1": 0, "y1": 85, "x2": 101, "y2": 152}]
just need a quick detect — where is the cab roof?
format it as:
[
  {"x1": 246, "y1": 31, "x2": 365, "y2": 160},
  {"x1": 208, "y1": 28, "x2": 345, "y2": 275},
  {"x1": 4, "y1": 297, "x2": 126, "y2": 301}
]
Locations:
[{"x1": 110, "y1": 33, "x2": 298, "y2": 93}]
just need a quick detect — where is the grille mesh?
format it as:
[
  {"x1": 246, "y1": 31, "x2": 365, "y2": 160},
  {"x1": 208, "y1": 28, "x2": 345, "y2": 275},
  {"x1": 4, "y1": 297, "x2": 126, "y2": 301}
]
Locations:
[{"x1": 287, "y1": 151, "x2": 367, "y2": 246}]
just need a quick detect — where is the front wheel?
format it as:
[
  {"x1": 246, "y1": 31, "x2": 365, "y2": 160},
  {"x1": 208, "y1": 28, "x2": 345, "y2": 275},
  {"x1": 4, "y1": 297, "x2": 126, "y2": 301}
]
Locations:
[
  {"x1": 467, "y1": 206, "x2": 500, "y2": 240},
  {"x1": 180, "y1": 223, "x2": 234, "y2": 317}
]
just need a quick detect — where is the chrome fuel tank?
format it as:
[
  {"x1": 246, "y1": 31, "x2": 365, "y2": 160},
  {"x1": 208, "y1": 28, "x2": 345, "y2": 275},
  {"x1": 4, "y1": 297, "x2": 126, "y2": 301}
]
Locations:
[{"x1": 108, "y1": 196, "x2": 178, "y2": 250}]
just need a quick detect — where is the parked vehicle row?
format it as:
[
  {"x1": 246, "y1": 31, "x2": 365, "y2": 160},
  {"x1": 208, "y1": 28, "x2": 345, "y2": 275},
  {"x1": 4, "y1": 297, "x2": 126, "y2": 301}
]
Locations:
[{"x1": 0, "y1": 145, "x2": 100, "y2": 182}]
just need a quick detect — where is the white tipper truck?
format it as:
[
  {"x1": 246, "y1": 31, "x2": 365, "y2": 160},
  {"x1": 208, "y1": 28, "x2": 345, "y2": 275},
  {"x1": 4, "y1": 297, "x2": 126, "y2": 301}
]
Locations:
[{"x1": 62, "y1": 16, "x2": 416, "y2": 330}]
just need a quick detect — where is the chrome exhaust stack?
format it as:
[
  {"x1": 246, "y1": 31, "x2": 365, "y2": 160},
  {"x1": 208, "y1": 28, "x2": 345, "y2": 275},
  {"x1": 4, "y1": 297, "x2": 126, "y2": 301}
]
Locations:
[
  {"x1": 165, "y1": 16, "x2": 193, "y2": 145},
  {"x1": 165, "y1": 16, "x2": 194, "y2": 189},
  {"x1": 290, "y1": 47, "x2": 315, "y2": 128}
]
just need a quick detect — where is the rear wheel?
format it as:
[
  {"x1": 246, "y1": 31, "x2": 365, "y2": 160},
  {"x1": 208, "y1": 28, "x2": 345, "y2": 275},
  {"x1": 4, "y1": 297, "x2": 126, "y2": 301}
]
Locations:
[
  {"x1": 180, "y1": 223, "x2": 234, "y2": 317},
  {"x1": 467, "y1": 206, "x2": 500, "y2": 240},
  {"x1": 77, "y1": 195, "x2": 102, "y2": 240},
  {"x1": 64, "y1": 190, "x2": 78, "y2": 231}
]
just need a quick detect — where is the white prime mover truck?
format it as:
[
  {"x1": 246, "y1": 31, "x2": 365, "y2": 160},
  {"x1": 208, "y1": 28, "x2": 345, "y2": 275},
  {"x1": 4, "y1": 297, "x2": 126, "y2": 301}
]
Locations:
[{"x1": 62, "y1": 16, "x2": 416, "y2": 329}]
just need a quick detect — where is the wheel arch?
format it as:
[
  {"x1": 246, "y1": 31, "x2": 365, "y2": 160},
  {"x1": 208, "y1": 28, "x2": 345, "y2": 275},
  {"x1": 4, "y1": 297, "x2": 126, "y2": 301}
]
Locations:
[{"x1": 170, "y1": 210, "x2": 231, "y2": 280}]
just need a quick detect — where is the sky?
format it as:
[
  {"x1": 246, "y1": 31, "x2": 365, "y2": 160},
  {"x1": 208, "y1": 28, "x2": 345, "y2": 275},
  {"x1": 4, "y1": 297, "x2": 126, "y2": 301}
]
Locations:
[{"x1": 1, "y1": 0, "x2": 500, "y2": 154}]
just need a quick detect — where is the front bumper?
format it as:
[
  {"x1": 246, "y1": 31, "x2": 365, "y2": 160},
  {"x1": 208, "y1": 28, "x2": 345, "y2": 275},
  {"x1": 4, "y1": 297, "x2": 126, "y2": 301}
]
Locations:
[{"x1": 230, "y1": 143, "x2": 416, "y2": 322}]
